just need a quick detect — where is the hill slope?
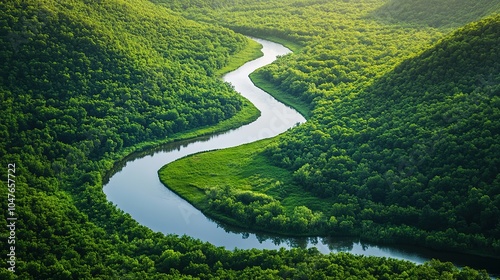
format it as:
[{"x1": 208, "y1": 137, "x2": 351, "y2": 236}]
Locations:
[
  {"x1": 0, "y1": 0, "x2": 260, "y2": 278},
  {"x1": 0, "y1": 0, "x2": 256, "y2": 163},
  {"x1": 0, "y1": 0, "x2": 495, "y2": 278},
  {"x1": 371, "y1": 0, "x2": 500, "y2": 28},
  {"x1": 266, "y1": 14, "x2": 500, "y2": 252},
  {"x1": 160, "y1": 10, "x2": 500, "y2": 256}
]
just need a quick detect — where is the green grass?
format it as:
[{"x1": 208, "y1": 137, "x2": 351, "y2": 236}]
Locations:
[
  {"x1": 215, "y1": 38, "x2": 263, "y2": 76},
  {"x1": 250, "y1": 71, "x2": 312, "y2": 119},
  {"x1": 158, "y1": 138, "x2": 278, "y2": 209},
  {"x1": 158, "y1": 137, "x2": 334, "y2": 234},
  {"x1": 157, "y1": 35, "x2": 321, "y2": 235}
]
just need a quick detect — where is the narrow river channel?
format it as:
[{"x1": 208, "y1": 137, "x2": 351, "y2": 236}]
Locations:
[{"x1": 103, "y1": 38, "x2": 498, "y2": 277}]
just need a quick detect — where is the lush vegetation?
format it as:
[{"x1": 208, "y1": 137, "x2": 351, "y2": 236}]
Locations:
[
  {"x1": 0, "y1": 0, "x2": 261, "y2": 162},
  {"x1": 250, "y1": 71, "x2": 312, "y2": 119},
  {"x1": 160, "y1": 0, "x2": 500, "y2": 258},
  {"x1": 0, "y1": 0, "x2": 497, "y2": 278},
  {"x1": 264, "y1": 14, "x2": 500, "y2": 255},
  {"x1": 371, "y1": 0, "x2": 500, "y2": 28},
  {"x1": 159, "y1": 138, "x2": 333, "y2": 236}
]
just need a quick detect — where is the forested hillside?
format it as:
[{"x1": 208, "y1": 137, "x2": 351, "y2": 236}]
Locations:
[
  {"x1": 0, "y1": 0, "x2": 497, "y2": 278},
  {"x1": 0, "y1": 0, "x2": 255, "y2": 162},
  {"x1": 160, "y1": 0, "x2": 500, "y2": 257},
  {"x1": 265, "y1": 14, "x2": 500, "y2": 252},
  {"x1": 371, "y1": 0, "x2": 500, "y2": 28},
  {"x1": 0, "y1": 0, "x2": 257, "y2": 278}
]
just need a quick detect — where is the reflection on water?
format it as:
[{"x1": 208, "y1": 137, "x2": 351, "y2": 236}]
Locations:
[
  {"x1": 103, "y1": 134, "x2": 213, "y2": 185},
  {"x1": 103, "y1": 38, "x2": 499, "y2": 278},
  {"x1": 211, "y1": 218, "x2": 499, "y2": 276}
]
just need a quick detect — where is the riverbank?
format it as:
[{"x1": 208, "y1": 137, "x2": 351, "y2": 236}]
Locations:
[
  {"x1": 250, "y1": 71, "x2": 312, "y2": 119},
  {"x1": 216, "y1": 39, "x2": 263, "y2": 76},
  {"x1": 102, "y1": 37, "x2": 263, "y2": 181},
  {"x1": 156, "y1": 37, "x2": 500, "y2": 262},
  {"x1": 158, "y1": 131, "x2": 500, "y2": 263},
  {"x1": 158, "y1": 137, "x2": 330, "y2": 237}
]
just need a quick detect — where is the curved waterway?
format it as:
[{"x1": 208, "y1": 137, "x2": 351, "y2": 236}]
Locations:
[{"x1": 104, "y1": 38, "x2": 498, "y2": 277}]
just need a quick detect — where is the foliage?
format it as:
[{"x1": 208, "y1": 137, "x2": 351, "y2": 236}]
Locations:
[
  {"x1": 263, "y1": 14, "x2": 500, "y2": 254},
  {"x1": 160, "y1": 0, "x2": 500, "y2": 258},
  {"x1": 371, "y1": 0, "x2": 500, "y2": 28},
  {"x1": 0, "y1": 0, "x2": 257, "y2": 163},
  {"x1": 206, "y1": 185, "x2": 331, "y2": 234},
  {"x1": 0, "y1": 0, "x2": 497, "y2": 278}
]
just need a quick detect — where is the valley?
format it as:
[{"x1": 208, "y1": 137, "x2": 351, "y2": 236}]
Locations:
[{"x1": 1, "y1": 0, "x2": 498, "y2": 278}]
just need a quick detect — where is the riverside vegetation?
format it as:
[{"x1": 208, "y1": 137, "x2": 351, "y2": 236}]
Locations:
[
  {"x1": 0, "y1": 0, "x2": 497, "y2": 278},
  {"x1": 160, "y1": 0, "x2": 500, "y2": 262}
]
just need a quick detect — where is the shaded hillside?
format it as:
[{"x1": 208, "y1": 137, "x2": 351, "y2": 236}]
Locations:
[
  {"x1": 371, "y1": 0, "x2": 500, "y2": 28},
  {"x1": 0, "y1": 0, "x2": 253, "y2": 163},
  {"x1": 266, "y1": 14, "x2": 500, "y2": 252},
  {"x1": 0, "y1": 0, "x2": 256, "y2": 278},
  {"x1": 0, "y1": 0, "x2": 495, "y2": 278}
]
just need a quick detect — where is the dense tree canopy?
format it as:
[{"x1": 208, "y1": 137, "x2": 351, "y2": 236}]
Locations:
[
  {"x1": 264, "y1": 14, "x2": 500, "y2": 252},
  {"x1": 0, "y1": 0, "x2": 497, "y2": 278},
  {"x1": 161, "y1": 0, "x2": 500, "y2": 258},
  {"x1": 0, "y1": 0, "x2": 253, "y2": 162},
  {"x1": 371, "y1": 0, "x2": 500, "y2": 28}
]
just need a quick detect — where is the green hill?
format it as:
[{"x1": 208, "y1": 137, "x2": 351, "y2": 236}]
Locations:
[
  {"x1": 0, "y1": 0, "x2": 496, "y2": 278},
  {"x1": 0, "y1": 0, "x2": 258, "y2": 163},
  {"x1": 160, "y1": 3, "x2": 500, "y2": 257},
  {"x1": 0, "y1": 0, "x2": 261, "y2": 278},
  {"x1": 265, "y1": 14, "x2": 500, "y2": 253},
  {"x1": 371, "y1": 0, "x2": 500, "y2": 28}
]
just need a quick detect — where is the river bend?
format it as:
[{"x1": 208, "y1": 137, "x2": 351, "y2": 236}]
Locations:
[{"x1": 103, "y1": 38, "x2": 498, "y2": 276}]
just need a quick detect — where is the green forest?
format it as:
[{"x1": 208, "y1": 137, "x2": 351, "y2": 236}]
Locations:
[
  {"x1": 1, "y1": 0, "x2": 499, "y2": 278},
  {"x1": 162, "y1": 13, "x2": 500, "y2": 255}
]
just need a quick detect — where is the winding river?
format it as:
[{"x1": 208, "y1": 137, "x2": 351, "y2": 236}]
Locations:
[{"x1": 103, "y1": 38, "x2": 498, "y2": 276}]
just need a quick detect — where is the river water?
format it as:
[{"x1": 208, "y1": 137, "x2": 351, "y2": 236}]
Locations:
[{"x1": 103, "y1": 38, "x2": 498, "y2": 276}]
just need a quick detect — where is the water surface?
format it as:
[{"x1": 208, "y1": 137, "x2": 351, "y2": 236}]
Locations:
[{"x1": 103, "y1": 38, "x2": 498, "y2": 277}]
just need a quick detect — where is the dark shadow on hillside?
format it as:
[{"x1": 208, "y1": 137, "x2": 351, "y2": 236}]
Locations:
[{"x1": 368, "y1": 0, "x2": 500, "y2": 28}]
